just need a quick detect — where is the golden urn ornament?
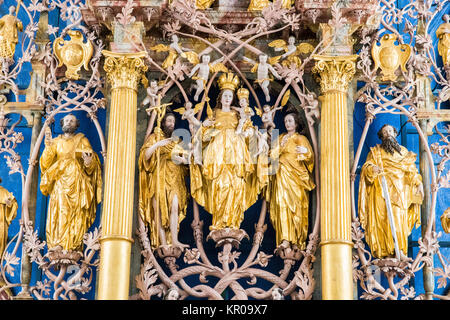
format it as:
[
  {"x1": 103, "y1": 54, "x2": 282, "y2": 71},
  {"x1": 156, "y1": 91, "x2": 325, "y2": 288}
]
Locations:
[
  {"x1": 53, "y1": 30, "x2": 94, "y2": 80},
  {"x1": 371, "y1": 34, "x2": 411, "y2": 82}
]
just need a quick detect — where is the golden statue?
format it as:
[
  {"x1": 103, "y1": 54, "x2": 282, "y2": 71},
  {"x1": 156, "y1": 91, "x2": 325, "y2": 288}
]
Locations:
[
  {"x1": 40, "y1": 114, "x2": 102, "y2": 252},
  {"x1": 138, "y1": 112, "x2": 189, "y2": 249},
  {"x1": 248, "y1": 0, "x2": 271, "y2": 11},
  {"x1": 150, "y1": 34, "x2": 198, "y2": 70},
  {"x1": 266, "y1": 113, "x2": 315, "y2": 251},
  {"x1": 371, "y1": 33, "x2": 412, "y2": 82},
  {"x1": 0, "y1": 181, "x2": 17, "y2": 257},
  {"x1": 441, "y1": 208, "x2": 450, "y2": 234},
  {"x1": 358, "y1": 124, "x2": 423, "y2": 259},
  {"x1": 53, "y1": 30, "x2": 94, "y2": 80},
  {"x1": 196, "y1": 0, "x2": 215, "y2": 10},
  {"x1": 0, "y1": 6, "x2": 23, "y2": 60},
  {"x1": 189, "y1": 72, "x2": 267, "y2": 230},
  {"x1": 437, "y1": 21, "x2": 450, "y2": 66},
  {"x1": 269, "y1": 36, "x2": 314, "y2": 68}
]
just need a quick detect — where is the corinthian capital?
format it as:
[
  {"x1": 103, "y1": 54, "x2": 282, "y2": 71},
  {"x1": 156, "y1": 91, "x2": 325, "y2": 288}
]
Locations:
[
  {"x1": 312, "y1": 55, "x2": 358, "y2": 94},
  {"x1": 102, "y1": 50, "x2": 148, "y2": 91}
]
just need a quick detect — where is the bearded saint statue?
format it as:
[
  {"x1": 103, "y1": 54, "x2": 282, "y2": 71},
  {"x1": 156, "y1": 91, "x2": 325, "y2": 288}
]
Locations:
[
  {"x1": 358, "y1": 124, "x2": 423, "y2": 259},
  {"x1": 40, "y1": 114, "x2": 102, "y2": 252}
]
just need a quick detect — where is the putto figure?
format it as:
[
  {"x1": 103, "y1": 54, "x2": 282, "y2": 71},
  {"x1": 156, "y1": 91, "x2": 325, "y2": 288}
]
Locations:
[
  {"x1": 40, "y1": 114, "x2": 102, "y2": 252},
  {"x1": 150, "y1": 34, "x2": 197, "y2": 70},
  {"x1": 188, "y1": 54, "x2": 228, "y2": 101},
  {"x1": 358, "y1": 124, "x2": 423, "y2": 259},
  {"x1": 138, "y1": 113, "x2": 189, "y2": 249},
  {"x1": 267, "y1": 113, "x2": 315, "y2": 251},
  {"x1": 141, "y1": 80, "x2": 163, "y2": 112},
  {"x1": 0, "y1": 6, "x2": 23, "y2": 60},
  {"x1": 269, "y1": 36, "x2": 314, "y2": 68},
  {"x1": 243, "y1": 54, "x2": 282, "y2": 102},
  {"x1": 0, "y1": 180, "x2": 17, "y2": 257}
]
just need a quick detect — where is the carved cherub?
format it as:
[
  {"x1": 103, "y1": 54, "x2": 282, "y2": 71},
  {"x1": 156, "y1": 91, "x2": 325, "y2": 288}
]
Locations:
[
  {"x1": 150, "y1": 34, "x2": 197, "y2": 70},
  {"x1": 269, "y1": 36, "x2": 314, "y2": 68},
  {"x1": 141, "y1": 80, "x2": 163, "y2": 112},
  {"x1": 256, "y1": 104, "x2": 282, "y2": 132},
  {"x1": 243, "y1": 54, "x2": 282, "y2": 102},
  {"x1": 303, "y1": 92, "x2": 320, "y2": 126},
  {"x1": 188, "y1": 54, "x2": 228, "y2": 101}
]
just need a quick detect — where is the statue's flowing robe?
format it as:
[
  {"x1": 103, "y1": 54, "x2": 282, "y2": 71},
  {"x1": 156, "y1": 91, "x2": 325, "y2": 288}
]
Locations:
[
  {"x1": 138, "y1": 130, "x2": 188, "y2": 248},
  {"x1": 40, "y1": 133, "x2": 102, "y2": 251},
  {"x1": 358, "y1": 145, "x2": 423, "y2": 258},
  {"x1": 191, "y1": 109, "x2": 268, "y2": 230},
  {"x1": 0, "y1": 186, "x2": 17, "y2": 256},
  {"x1": 267, "y1": 133, "x2": 315, "y2": 249}
]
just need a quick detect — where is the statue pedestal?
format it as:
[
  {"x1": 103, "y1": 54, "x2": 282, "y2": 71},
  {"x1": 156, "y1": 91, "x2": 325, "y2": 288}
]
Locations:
[
  {"x1": 155, "y1": 245, "x2": 183, "y2": 260},
  {"x1": 46, "y1": 248, "x2": 83, "y2": 267},
  {"x1": 207, "y1": 228, "x2": 249, "y2": 248}
]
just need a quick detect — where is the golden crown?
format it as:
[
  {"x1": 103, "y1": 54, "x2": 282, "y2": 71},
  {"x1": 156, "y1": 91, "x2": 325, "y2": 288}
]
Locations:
[
  {"x1": 237, "y1": 87, "x2": 249, "y2": 100},
  {"x1": 218, "y1": 72, "x2": 240, "y2": 91}
]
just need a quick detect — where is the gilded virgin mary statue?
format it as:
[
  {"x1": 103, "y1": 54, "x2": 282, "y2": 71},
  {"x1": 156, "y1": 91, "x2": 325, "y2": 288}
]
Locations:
[{"x1": 189, "y1": 73, "x2": 268, "y2": 231}]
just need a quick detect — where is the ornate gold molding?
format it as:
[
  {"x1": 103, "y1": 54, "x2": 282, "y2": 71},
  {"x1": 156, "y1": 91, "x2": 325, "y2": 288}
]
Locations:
[
  {"x1": 102, "y1": 50, "x2": 148, "y2": 91},
  {"x1": 312, "y1": 55, "x2": 358, "y2": 94},
  {"x1": 54, "y1": 30, "x2": 93, "y2": 80}
]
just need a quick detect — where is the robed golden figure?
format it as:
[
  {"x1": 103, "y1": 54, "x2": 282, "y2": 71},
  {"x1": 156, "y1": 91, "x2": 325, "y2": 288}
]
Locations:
[
  {"x1": 0, "y1": 182, "x2": 17, "y2": 256},
  {"x1": 138, "y1": 113, "x2": 189, "y2": 249},
  {"x1": 40, "y1": 114, "x2": 102, "y2": 252},
  {"x1": 267, "y1": 113, "x2": 315, "y2": 250},
  {"x1": 358, "y1": 124, "x2": 423, "y2": 259},
  {"x1": 0, "y1": 6, "x2": 22, "y2": 60},
  {"x1": 190, "y1": 73, "x2": 267, "y2": 230}
]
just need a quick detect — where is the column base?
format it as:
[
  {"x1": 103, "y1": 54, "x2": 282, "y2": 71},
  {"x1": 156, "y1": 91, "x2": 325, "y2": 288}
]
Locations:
[
  {"x1": 321, "y1": 241, "x2": 354, "y2": 300},
  {"x1": 97, "y1": 237, "x2": 133, "y2": 300}
]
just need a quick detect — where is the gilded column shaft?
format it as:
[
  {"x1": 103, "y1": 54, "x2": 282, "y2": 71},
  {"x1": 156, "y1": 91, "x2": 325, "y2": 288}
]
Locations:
[
  {"x1": 97, "y1": 50, "x2": 147, "y2": 300},
  {"x1": 313, "y1": 55, "x2": 357, "y2": 300}
]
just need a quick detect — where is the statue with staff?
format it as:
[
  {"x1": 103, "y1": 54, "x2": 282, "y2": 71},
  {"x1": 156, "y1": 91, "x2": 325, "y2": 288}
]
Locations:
[
  {"x1": 138, "y1": 95, "x2": 189, "y2": 249},
  {"x1": 358, "y1": 124, "x2": 423, "y2": 260}
]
